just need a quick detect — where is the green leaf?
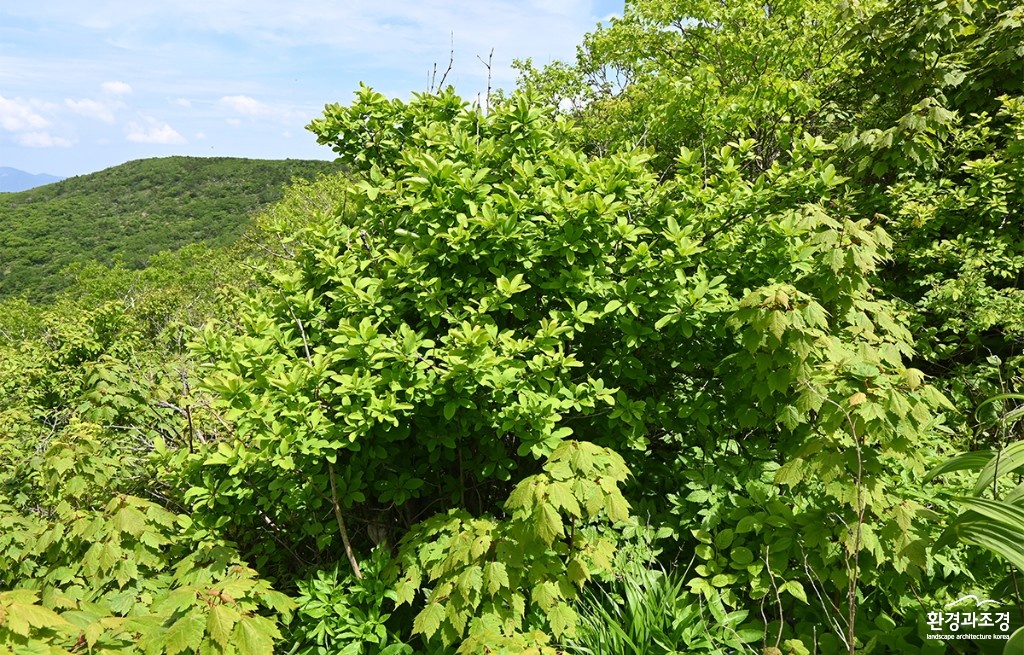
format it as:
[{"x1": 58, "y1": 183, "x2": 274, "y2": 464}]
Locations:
[
  {"x1": 233, "y1": 616, "x2": 278, "y2": 655},
  {"x1": 953, "y1": 519, "x2": 1024, "y2": 572},
  {"x1": 925, "y1": 450, "x2": 995, "y2": 483},
  {"x1": 973, "y1": 442, "x2": 1024, "y2": 496},
  {"x1": 84, "y1": 621, "x2": 105, "y2": 648},
  {"x1": 4, "y1": 600, "x2": 71, "y2": 637},
  {"x1": 1005, "y1": 626, "x2": 1024, "y2": 655},
  {"x1": 443, "y1": 401, "x2": 457, "y2": 421},
  {"x1": 456, "y1": 566, "x2": 483, "y2": 599},
  {"x1": 532, "y1": 581, "x2": 561, "y2": 611},
  {"x1": 547, "y1": 602, "x2": 577, "y2": 639},
  {"x1": 782, "y1": 580, "x2": 808, "y2": 604},
  {"x1": 164, "y1": 612, "x2": 206, "y2": 655},
  {"x1": 112, "y1": 505, "x2": 149, "y2": 537},
  {"x1": 975, "y1": 393, "x2": 1024, "y2": 421},
  {"x1": 547, "y1": 480, "x2": 581, "y2": 518},
  {"x1": 691, "y1": 529, "x2": 713, "y2": 544},
  {"x1": 775, "y1": 460, "x2": 804, "y2": 487},
  {"x1": 766, "y1": 311, "x2": 788, "y2": 341},
  {"x1": 536, "y1": 502, "x2": 564, "y2": 545},
  {"x1": 412, "y1": 603, "x2": 445, "y2": 638},
  {"x1": 567, "y1": 558, "x2": 590, "y2": 588},
  {"x1": 603, "y1": 492, "x2": 630, "y2": 523},
  {"x1": 207, "y1": 604, "x2": 240, "y2": 648},
  {"x1": 730, "y1": 546, "x2": 754, "y2": 566},
  {"x1": 483, "y1": 561, "x2": 509, "y2": 596},
  {"x1": 954, "y1": 496, "x2": 1024, "y2": 537},
  {"x1": 154, "y1": 588, "x2": 198, "y2": 616}
]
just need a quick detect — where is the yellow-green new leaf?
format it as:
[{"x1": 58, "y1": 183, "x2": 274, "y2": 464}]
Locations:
[
  {"x1": 547, "y1": 602, "x2": 577, "y2": 639},
  {"x1": 112, "y1": 505, "x2": 148, "y2": 538},
  {"x1": 2, "y1": 600, "x2": 72, "y2": 637},
  {"x1": 603, "y1": 492, "x2": 630, "y2": 523},
  {"x1": 483, "y1": 561, "x2": 509, "y2": 596},
  {"x1": 546, "y1": 481, "x2": 581, "y2": 518},
  {"x1": 413, "y1": 603, "x2": 446, "y2": 638},
  {"x1": 233, "y1": 616, "x2": 279, "y2": 655},
  {"x1": 207, "y1": 603, "x2": 240, "y2": 648},
  {"x1": 164, "y1": 612, "x2": 206, "y2": 655},
  {"x1": 535, "y1": 503, "x2": 564, "y2": 545}
]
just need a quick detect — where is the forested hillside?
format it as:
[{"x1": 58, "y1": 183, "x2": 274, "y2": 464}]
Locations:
[
  {"x1": 0, "y1": 156, "x2": 341, "y2": 299},
  {"x1": 1, "y1": 1, "x2": 1023, "y2": 654}
]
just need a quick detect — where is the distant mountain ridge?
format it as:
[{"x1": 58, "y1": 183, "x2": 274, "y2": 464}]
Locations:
[
  {"x1": 0, "y1": 156, "x2": 342, "y2": 299},
  {"x1": 0, "y1": 167, "x2": 64, "y2": 192}
]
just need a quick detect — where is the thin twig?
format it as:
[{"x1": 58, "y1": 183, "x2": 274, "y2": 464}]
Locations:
[
  {"x1": 287, "y1": 305, "x2": 314, "y2": 365},
  {"x1": 764, "y1": 546, "x2": 784, "y2": 650},
  {"x1": 431, "y1": 33, "x2": 455, "y2": 92},
  {"x1": 180, "y1": 366, "x2": 195, "y2": 452},
  {"x1": 329, "y1": 462, "x2": 363, "y2": 579},
  {"x1": 476, "y1": 48, "x2": 494, "y2": 112}
]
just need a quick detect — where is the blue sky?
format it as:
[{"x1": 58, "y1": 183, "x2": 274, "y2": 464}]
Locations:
[{"x1": 0, "y1": 1, "x2": 622, "y2": 178}]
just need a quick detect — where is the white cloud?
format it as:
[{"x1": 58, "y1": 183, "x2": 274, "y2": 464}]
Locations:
[
  {"x1": 0, "y1": 95, "x2": 50, "y2": 132},
  {"x1": 218, "y1": 94, "x2": 271, "y2": 117},
  {"x1": 102, "y1": 81, "x2": 133, "y2": 96},
  {"x1": 0, "y1": 96, "x2": 73, "y2": 148},
  {"x1": 125, "y1": 116, "x2": 186, "y2": 144},
  {"x1": 1, "y1": 1, "x2": 611, "y2": 174},
  {"x1": 65, "y1": 98, "x2": 118, "y2": 123},
  {"x1": 217, "y1": 95, "x2": 305, "y2": 126},
  {"x1": 16, "y1": 131, "x2": 73, "y2": 148}
]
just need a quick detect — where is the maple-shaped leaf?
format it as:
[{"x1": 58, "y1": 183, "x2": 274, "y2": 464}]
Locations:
[
  {"x1": 258, "y1": 589, "x2": 297, "y2": 618},
  {"x1": 2, "y1": 597, "x2": 72, "y2": 637},
  {"x1": 207, "y1": 603, "x2": 240, "y2": 648},
  {"x1": 233, "y1": 615, "x2": 279, "y2": 655},
  {"x1": 531, "y1": 581, "x2": 561, "y2": 612},
  {"x1": 603, "y1": 492, "x2": 630, "y2": 523},
  {"x1": 767, "y1": 310, "x2": 788, "y2": 342},
  {"x1": 456, "y1": 566, "x2": 483, "y2": 601},
  {"x1": 470, "y1": 533, "x2": 492, "y2": 559},
  {"x1": 152, "y1": 587, "x2": 197, "y2": 616},
  {"x1": 163, "y1": 612, "x2": 206, "y2": 655},
  {"x1": 546, "y1": 480, "x2": 581, "y2": 518},
  {"x1": 504, "y1": 480, "x2": 534, "y2": 513},
  {"x1": 567, "y1": 557, "x2": 590, "y2": 588},
  {"x1": 112, "y1": 505, "x2": 148, "y2": 538},
  {"x1": 588, "y1": 538, "x2": 616, "y2": 572},
  {"x1": 483, "y1": 561, "x2": 509, "y2": 596},
  {"x1": 412, "y1": 602, "x2": 446, "y2": 638},
  {"x1": 535, "y1": 503, "x2": 564, "y2": 545},
  {"x1": 547, "y1": 602, "x2": 577, "y2": 639},
  {"x1": 394, "y1": 577, "x2": 417, "y2": 606}
]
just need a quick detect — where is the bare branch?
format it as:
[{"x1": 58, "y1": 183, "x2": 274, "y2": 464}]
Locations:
[
  {"x1": 476, "y1": 48, "x2": 494, "y2": 112},
  {"x1": 431, "y1": 33, "x2": 456, "y2": 92}
]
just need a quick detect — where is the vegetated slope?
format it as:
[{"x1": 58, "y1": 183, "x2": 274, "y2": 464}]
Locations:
[{"x1": 0, "y1": 156, "x2": 342, "y2": 299}]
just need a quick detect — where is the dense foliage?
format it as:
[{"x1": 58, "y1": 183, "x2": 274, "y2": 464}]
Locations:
[
  {"x1": 0, "y1": 156, "x2": 341, "y2": 300},
  {"x1": 1, "y1": 1, "x2": 1023, "y2": 654}
]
